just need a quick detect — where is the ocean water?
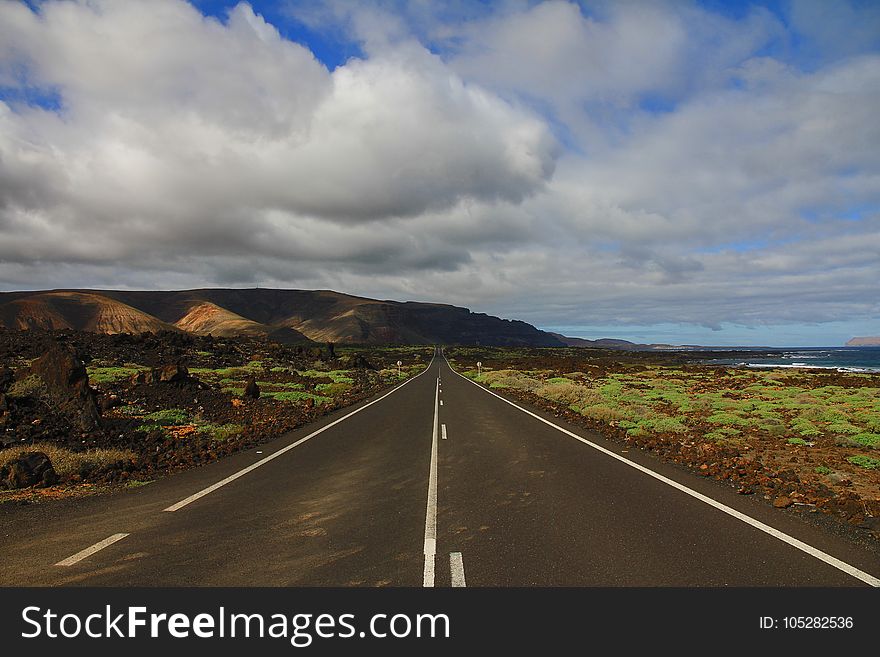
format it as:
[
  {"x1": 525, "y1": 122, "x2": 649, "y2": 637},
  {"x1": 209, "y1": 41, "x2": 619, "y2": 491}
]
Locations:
[{"x1": 709, "y1": 346, "x2": 880, "y2": 373}]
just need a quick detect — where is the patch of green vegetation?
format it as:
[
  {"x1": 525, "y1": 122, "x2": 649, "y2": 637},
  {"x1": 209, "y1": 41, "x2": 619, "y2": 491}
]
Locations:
[
  {"x1": 756, "y1": 419, "x2": 787, "y2": 436},
  {"x1": 810, "y1": 407, "x2": 849, "y2": 423},
  {"x1": 827, "y1": 421, "x2": 861, "y2": 436},
  {"x1": 136, "y1": 408, "x2": 191, "y2": 432},
  {"x1": 579, "y1": 404, "x2": 627, "y2": 422},
  {"x1": 190, "y1": 361, "x2": 266, "y2": 378},
  {"x1": 114, "y1": 404, "x2": 145, "y2": 417},
  {"x1": 135, "y1": 409, "x2": 243, "y2": 441},
  {"x1": 852, "y1": 413, "x2": 880, "y2": 432},
  {"x1": 453, "y1": 357, "x2": 880, "y2": 466},
  {"x1": 847, "y1": 455, "x2": 880, "y2": 470},
  {"x1": 142, "y1": 408, "x2": 190, "y2": 425},
  {"x1": 814, "y1": 466, "x2": 833, "y2": 475},
  {"x1": 851, "y1": 433, "x2": 880, "y2": 448},
  {"x1": 647, "y1": 416, "x2": 690, "y2": 434},
  {"x1": 257, "y1": 381, "x2": 304, "y2": 390},
  {"x1": 599, "y1": 381, "x2": 624, "y2": 398},
  {"x1": 706, "y1": 427, "x2": 742, "y2": 441},
  {"x1": 135, "y1": 424, "x2": 164, "y2": 433},
  {"x1": 0, "y1": 442, "x2": 135, "y2": 477},
  {"x1": 297, "y1": 369, "x2": 354, "y2": 384},
  {"x1": 197, "y1": 423, "x2": 243, "y2": 441},
  {"x1": 791, "y1": 416, "x2": 821, "y2": 437},
  {"x1": 262, "y1": 390, "x2": 332, "y2": 404},
  {"x1": 6, "y1": 375, "x2": 47, "y2": 398},
  {"x1": 315, "y1": 382, "x2": 352, "y2": 396},
  {"x1": 87, "y1": 366, "x2": 144, "y2": 383},
  {"x1": 124, "y1": 479, "x2": 154, "y2": 488},
  {"x1": 706, "y1": 412, "x2": 750, "y2": 427}
]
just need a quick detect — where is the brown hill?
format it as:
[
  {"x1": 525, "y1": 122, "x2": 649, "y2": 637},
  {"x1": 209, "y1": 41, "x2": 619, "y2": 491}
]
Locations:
[
  {"x1": 548, "y1": 332, "x2": 640, "y2": 349},
  {"x1": 846, "y1": 336, "x2": 880, "y2": 347},
  {"x1": 0, "y1": 288, "x2": 563, "y2": 346},
  {"x1": 173, "y1": 301, "x2": 271, "y2": 337},
  {"x1": 0, "y1": 291, "x2": 175, "y2": 334}
]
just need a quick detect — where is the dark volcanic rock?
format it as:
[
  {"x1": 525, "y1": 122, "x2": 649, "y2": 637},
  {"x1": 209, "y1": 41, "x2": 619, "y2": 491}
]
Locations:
[
  {"x1": 29, "y1": 342, "x2": 100, "y2": 431},
  {"x1": 157, "y1": 364, "x2": 189, "y2": 383},
  {"x1": 340, "y1": 354, "x2": 376, "y2": 370},
  {"x1": 130, "y1": 370, "x2": 151, "y2": 385},
  {"x1": 773, "y1": 496, "x2": 793, "y2": 508},
  {"x1": 131, "y1": 364, "x2": 191, "y2": 385},
  {"x1": 242, "y1": 377, "x2": 260, "y2": 400},
  {"x1": 0, "y1": 366, "x2": 13, "y2": 392},
  {"x1": 99, "y1": 393, "x2": 121, "y2": 413},
  {"x1": 0, "y1": 451, "x2": 58, "y2": 489}
]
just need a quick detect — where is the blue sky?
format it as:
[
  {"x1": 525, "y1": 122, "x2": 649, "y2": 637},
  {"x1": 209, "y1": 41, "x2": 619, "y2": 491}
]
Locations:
[{"x1": 0, "y1": 0, "x2": 878, "y2": 346}]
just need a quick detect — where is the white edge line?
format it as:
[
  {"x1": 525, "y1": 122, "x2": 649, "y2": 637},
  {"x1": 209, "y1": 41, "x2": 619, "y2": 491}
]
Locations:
[
  {"x1": 450, "y1": 552, "x2": 466, "y2": 587},
  {"x1": 56, "y1": 533, "x2": 130, "y2": 567},
  {"x1": 164, "y1": 354, "x2": 436, "y2": 512},
  {"x1": 444, "y1": 357, "x2": 880, "y2": 587},
  {"x1": 423, "y1": 376, "x2": 440, "y2": 587}
]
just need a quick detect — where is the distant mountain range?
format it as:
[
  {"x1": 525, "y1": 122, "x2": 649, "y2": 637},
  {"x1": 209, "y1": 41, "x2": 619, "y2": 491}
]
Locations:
[
  {"x1": 2, "y1": 288, "x2": 798, "y2": 349},
  {"x1": 0, "y1": 289, "x2": 565, "y2": 347},
  {"x1": 547, "y1": 332, "x2": 713, "y2": 351},
  {"x1": 846, "y1": 336, "x2": 880, "y2": 347}
]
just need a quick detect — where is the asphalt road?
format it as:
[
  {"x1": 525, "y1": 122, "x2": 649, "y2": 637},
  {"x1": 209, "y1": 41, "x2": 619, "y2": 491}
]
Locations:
[{"x1": 1, "y1": 349, "x2": 878, "y2": 587}]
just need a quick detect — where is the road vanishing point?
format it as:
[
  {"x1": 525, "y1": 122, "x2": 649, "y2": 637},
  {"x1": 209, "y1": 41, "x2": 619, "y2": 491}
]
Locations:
[{"x1": 2, "y1": 349, "x2": 878, "y2": 587}]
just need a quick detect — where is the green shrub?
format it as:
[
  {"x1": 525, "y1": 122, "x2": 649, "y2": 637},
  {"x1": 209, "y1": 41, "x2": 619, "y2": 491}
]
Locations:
[
  {"x1": 537, "y1": 379, "x2": 602, "y2": 408},
  {"x1": 197, "y1": 423, "x2": 243, "y2": 441},
  {"x1": 6, "y1": 375, "x2": 46, "y2": 399},
  {"x1": 264, "y1": 391, "x2": 332, "y2": 404},
  {"x1": 758, "y1": 420, "x2": 787, "y2": 436},
  {"x1": 707, "y1": 427, "x2": 743, "y2": 443},
  {"x1": 141, "y1": 408, "x2": 190, "y2": 425},
  {"x1": 87, "y1": 366, "x2": 143, "y2": 384},
  {"x1": 135, "y1": 408, "x2": 191, "y2": 432},
  {"x1": 706, "y1": 412, "x2": 749, "y2": 427},
  {"x1": 648, "y1": 417, "x2": 690, "y2": 434},
  {"x1": 0, "y1": 442, "x2": 135, "y2": 477},
  {"x1": 827, "y1": 422, "x2": 861, "y2": 436},
  {"x1": 481, "y1": 370, "x2": 541, "y2": 392},
  {"x1": 851, "y1": 433, "x2": 880, "y2": 448},
  {"x1": 579, "y1": 405, "x2": 626, "y2": 422},
  {"x1": 315, "y1": 382, "x2": 352, "y2": 396},
  {"x1": 791, "y1": 417, "x2": 821, "y2": 437},
  {"x1": 847, "y1": 455, "x2": 880, "y2": 470},
  {"x1": 297, "y1": 370, "x2": 354, "y2": 384}
]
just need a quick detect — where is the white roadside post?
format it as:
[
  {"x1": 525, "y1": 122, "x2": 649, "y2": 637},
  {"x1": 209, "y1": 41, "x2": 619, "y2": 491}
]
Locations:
[
  {"x1": 397, "y1": 360, "x2": 402, "y2": 378},
  {"x1": 477, "y1": 361, "x2": 482, "y2": 377}
]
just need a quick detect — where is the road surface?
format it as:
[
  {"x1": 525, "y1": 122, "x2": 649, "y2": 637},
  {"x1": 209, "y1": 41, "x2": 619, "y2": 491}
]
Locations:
[{"x1": 1, "y1": 349, "x2": 878, "y2": 586}]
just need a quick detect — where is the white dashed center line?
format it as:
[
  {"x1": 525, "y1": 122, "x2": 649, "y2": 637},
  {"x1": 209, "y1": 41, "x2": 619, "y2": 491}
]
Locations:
[
  {"x1": 450, "y1": 552, "x2": 466, "y2": 587},
  {"x1": 56, "y1": 533, "x2": 130, "y2": 567}
]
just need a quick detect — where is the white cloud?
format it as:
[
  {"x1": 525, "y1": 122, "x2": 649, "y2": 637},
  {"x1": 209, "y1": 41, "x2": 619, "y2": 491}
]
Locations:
[
  {"x1": 0, "y1": 0, "x2": 878, "y2": 343},
  {"x1": 0, "y1": 0, "x2": 556, "y2": 257}
]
